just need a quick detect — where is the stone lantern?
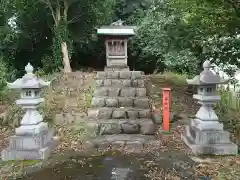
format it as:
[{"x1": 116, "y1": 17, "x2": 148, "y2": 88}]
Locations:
[
  {"x1": 1, "y1": 63, "x2": 58, "y2": 161},
  {"x1": 182, "y1": 60, "x2": 237, "y2": 155},
  {"x1": 97, "y1": 20, "x2": 136, "y2": 70}
]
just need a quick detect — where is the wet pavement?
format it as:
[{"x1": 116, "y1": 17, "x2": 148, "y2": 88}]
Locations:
[{"x1": 16, "y1": 151, "x2": 197, "y2": 180}]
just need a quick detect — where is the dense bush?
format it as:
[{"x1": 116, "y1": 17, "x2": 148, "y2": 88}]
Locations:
[
  {"x1": 126, "y1": 0, "x2": 240, "y2": 75},
  {"x1": 202, "y1": 34, "x2": 240, "y2": 76}
]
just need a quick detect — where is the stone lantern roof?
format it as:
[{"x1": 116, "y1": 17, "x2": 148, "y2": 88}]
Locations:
[
  {"x1": 7, "y1": 63, "x2": 50, "y2": 89},
  {"x1": 186, "y1": 60, "x2": 230, "y2": 85},
  {"x1": 97, "y1": 20, "x2": 136, "y2": 36}
]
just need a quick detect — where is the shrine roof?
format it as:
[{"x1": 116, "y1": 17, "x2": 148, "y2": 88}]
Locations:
[{"x1": 97, "y1": 26, "x2": 136, "y2": 36}]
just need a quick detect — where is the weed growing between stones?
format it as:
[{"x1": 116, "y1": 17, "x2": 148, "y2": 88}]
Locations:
[{"x1": 85, "y1": 86, "x2": 94, "y2": 107}]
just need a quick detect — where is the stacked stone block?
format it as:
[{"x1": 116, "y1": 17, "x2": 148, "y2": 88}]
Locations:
[
  {"x1": 86, "y1": 70, "x2": 157, "y2": 151},
  {"x1": 104, "y1": 65, "x2": 130, "y2": 72}
]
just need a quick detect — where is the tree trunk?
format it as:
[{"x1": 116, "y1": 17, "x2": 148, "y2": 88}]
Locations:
[
  {"x1": 61, "y1": 41, "x2": 72, "y2": 73},
  {"x1": 40, "y1": 0, "x2": 72, "y2": 73}
]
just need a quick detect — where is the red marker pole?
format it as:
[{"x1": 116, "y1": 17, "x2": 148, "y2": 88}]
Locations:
[{"x1": 162, "y1": 88, "x2": 171, "y2": 131}]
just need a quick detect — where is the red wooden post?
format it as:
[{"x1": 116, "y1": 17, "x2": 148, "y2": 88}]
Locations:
[{"x1": 162, "y1": 88, "x2": 171, "y2": 131}]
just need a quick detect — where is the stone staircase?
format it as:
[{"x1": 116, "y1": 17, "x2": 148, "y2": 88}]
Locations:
[{"x1": 85, "y1": 68, "x2": 157, "y2": 152}]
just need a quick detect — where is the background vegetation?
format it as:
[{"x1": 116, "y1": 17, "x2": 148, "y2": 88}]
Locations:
[
  {"x1": 1, "y1": 0, "x2": 240, "y2": 126},
  {"x1": 0, "y1": 0, "x2": 240, "y2": 76}
]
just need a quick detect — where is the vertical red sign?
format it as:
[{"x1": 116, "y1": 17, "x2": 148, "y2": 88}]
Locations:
[{"x1": 162, "y1": 88, "x2": 171, "y2": 131}]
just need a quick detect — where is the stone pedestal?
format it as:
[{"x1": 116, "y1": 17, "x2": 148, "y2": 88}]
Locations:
[
  {"x1": 182, "y1": 120, "x2": 237, "y2": 155},
  {"x1": 104, "y1": 65, "x2": 130, "y2": 72},
  {"x1": 1, "y1": 128, "x2": 58, "y2": 161}
]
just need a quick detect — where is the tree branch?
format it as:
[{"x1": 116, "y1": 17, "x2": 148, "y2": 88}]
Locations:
[
  {"x1": 39, "y1": 0, "x2": 57, "y2": 25},
  {"x1": 55, "y1": 1, "x2": 61, "y2": 27},
  {"x1": 67, "y1": 14, "x2": 82, "y2": 24},
  {"x1": 63, "y1": 0, "x2": 69, "y2": 22}
]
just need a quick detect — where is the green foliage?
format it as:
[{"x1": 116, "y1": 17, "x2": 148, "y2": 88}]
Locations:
[
  {"x1": 130, "y1": 0, "x2": 194, "y2": 73},
  {"x1": 164, "y1": 50, "x2": 197, "y2": 74},
  {"x1": 52, "y1": 25, "x2": 67, "y2": 72},
  {"x1": 114, "y1": 0, "x2": 151, "y2": 21},
  {"x1": 202, "y1": 34, "x2": 240, "y2": 72},
  {"x1": 41, "y1": 54, "x2": 60, "y2": 73},
  {"x1": 0, "y1": 0, "x2": 117, "y2": 75},
  {"x1": 0, "y1": 56, "x2": 8, "y2": 99},
  {"x1": 127, "y1": 0, "x2": 240, "y2": 74}
]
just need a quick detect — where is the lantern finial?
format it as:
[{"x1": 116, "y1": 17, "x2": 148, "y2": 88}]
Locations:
[
  {"x1": 203, "y1": 60, "x2": 210, "y2": 70},
  {"x1": 25, "y1": 63, "x2": 34, "y2": 74}
]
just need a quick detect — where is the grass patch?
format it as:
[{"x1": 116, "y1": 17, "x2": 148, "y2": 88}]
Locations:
[
  {"x1": 0, "y1": 159, "x2": 41, "y2": 167},
  {"x1": 162, "y1": 71, "x2": 188, "y2": 85}
]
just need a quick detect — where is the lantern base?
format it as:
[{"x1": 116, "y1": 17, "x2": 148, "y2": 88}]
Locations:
[
  {"x1": 182, "y1": 124, "x2": 237, "y2": 155},
  {"x1": 1, "y1": 130, "x2": 59, "y2": 161}
]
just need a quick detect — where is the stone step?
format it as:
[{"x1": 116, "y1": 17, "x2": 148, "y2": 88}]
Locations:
[
  {"x1": 88, "y1": 107, "x2": 152, "y2": 119},
  {"x1": 104, "y1": 65, "x2": 130, "y2": 71},
  {"x1": 104, "y1": 67, "x2": 130, "y2": 71},
  {"x1": 94, "y1": 87, "x2": 147, "y2": 97},
  {"x1": 91, "y1": 96, "x2": 150, "y2": 108},
  {"x1": 86, "y1": 118, "x2": 155, "y2": 135},
  {"x1": 96, "y1": 79, "x2": 145, "y2": 88},
  {"x1": 96, "y1": 71, "x2": 144, "y2": 80},
  {"x1": 84, "y1": 134, "x2": 159, "y2": 153}
]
